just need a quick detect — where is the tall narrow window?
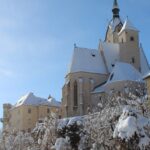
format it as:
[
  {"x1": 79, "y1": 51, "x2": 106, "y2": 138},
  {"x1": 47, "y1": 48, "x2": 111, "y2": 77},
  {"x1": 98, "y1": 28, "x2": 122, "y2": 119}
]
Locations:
[
  {"x1": 28, "y1": 108, "x2": 31, "y2": 114},
  {"x1": 74, "y1": 81, "x2": 78, "y2": 107},
  {"x1": 132, "y1": 57, "x2": 135, "y2": 63}
]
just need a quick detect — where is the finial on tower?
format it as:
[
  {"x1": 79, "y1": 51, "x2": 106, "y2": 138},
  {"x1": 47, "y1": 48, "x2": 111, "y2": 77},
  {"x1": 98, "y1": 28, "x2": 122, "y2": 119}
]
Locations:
[
  {"x1": 112, "y1": 0, "x2": 120, "y2": 19},
  {"x1": 74, "y1": 43, "x2": 77, "y2": 48}
]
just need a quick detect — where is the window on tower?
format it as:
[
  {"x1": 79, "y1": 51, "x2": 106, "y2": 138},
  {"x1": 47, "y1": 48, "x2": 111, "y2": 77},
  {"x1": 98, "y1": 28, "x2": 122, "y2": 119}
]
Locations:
[
  {"x1": 130, "y1": 36, "x2": 134, "y2": 41},
  {"x1": 111, "y1": 64, "x2": 115, "y2": 67},
  {"x1": 73, "y1": 81, "x2": 78, "y2": 107},
  {"x1": 131, "y1": 57, "x2": 135, "y2": 63}
]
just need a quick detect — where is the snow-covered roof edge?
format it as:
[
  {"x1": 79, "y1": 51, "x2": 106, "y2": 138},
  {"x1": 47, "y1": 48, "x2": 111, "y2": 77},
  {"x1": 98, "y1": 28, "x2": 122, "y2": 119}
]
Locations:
[
  {"x1": 92, "y1": 62, "x2": 144, "y2": 94},
  {"x1": 143, "y1": 72, "x2": 150, "y2": 79},
  {"x1": 68, "y1": 46, "x2": 107, "y2": 74},
  {"x1": 13, "y1": 92, "x2": 61, "y2": 108},
  {"x1": 119, "y1": 18, "x2": 138, "y2": 35}
]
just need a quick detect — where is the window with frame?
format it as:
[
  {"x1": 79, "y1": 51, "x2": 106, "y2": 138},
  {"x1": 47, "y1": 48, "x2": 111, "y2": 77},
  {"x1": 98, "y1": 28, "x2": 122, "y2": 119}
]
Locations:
[
  {"x1": 130, "y1": 36, "x2": 134, "y2": 41},
  {"x1": 131, "y1": 57, "x2": 135, "y2": 63},
  {"x1": 99, "y1": 96, "x2": 102, "y2": 101},
  {"x1": 111, "y1": 64, "x2": 115, "y2": 67},
  {"x1": 28, "y1": 108, "x2": 31, "y2": 114},
  {"x1": 73, "y1": 81, "x2": 78, "y2": 107}
]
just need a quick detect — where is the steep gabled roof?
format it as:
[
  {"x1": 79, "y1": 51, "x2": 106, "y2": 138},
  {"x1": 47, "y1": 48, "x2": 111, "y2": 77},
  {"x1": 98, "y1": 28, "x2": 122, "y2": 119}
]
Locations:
[
  {"x1": 109, "y1": 18, "x2": 123, "y2": 32},
  {"x1": 119, "y1": 18, "x2": 138, "y2": 34},
  {"x1": 107, "y1": 62, "x2": 142, "y2": 83},
  {"x1": 68, "y1": 47, "x2": 107, "y2": 74},
  {"x1": 100, "y1": 42, "x2": 120, "y2": 72},
  {"x1": 15, "y1": 92, "x2": 61, "y2": 107},
  {"x1": 140, "y1": 45, "x2": 150, "y2": 76},
  {"x1": 92, "y1": 62, "x2": 143, "y2": 94}
]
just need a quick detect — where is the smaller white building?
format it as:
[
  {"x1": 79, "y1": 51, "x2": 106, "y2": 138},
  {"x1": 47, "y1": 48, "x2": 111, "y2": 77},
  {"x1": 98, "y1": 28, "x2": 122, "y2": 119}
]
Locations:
[{"x1": 2, "y1": 92, "x2": 61, "y2": 132}]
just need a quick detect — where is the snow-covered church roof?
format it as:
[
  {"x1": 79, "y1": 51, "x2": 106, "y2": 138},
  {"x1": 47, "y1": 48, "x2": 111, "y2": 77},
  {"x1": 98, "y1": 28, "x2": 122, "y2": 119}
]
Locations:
[
  {"x1": 92, "y1": 62, "x2": 143, "y2": 94},
  {"x1": 100, "y1": 42, "x2": 120, "y2": 72},
  {"x1": 15, "y1": 92, "x2": 61, "y2": 107},
  {"x1": 107, "y1": 62, "x2": 142, "y2": 83},
  {"x1": 68, "y1": 47, "x2": 107, "y2": 74}
]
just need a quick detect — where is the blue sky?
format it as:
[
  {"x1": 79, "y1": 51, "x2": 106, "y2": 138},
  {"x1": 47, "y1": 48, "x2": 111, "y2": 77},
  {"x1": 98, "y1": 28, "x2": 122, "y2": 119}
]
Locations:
[{"x1": 0, "y1": 0, "x2": 150, "y2": 126}]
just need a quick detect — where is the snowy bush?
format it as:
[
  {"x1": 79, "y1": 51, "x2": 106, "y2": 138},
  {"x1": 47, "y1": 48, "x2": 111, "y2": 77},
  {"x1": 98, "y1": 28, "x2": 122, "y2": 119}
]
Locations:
[
  {"x1": 113, "y1": 107, "x2": 150, "y2": 149},
  {"x1": 55, "y1": 117, "x2": 91, "y2": 150},
  {"x1": 51, "y1": 84, "x2": 150, "y2": 150},
  {"x1": 1, "y1": 83, "x2": 150, "y2": 150},
  {"x1": 0, "y1": 112, "x2": 58, "y2": 150},
  {"x1": 32, "y1": 112, "x2": 58, "y2": 150},
  {"x1": 0, "y1": 131, "x2": 35, "y2": 150},
  {"x1": 51, "y1": 137, "x2": 71, "y2": 150}
]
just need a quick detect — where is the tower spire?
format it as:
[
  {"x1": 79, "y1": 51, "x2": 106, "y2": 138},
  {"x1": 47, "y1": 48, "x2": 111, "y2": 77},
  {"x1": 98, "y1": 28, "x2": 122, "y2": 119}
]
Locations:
[{"x1": 112, "y1": 0, "x2": 120, "y2": 19}]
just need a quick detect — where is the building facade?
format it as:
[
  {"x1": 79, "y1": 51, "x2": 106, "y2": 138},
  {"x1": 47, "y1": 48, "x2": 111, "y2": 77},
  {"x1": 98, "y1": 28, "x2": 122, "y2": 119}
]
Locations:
[
  {"x1": 62, "y1": 0, "x2": 150, "y2": 117},
  {"x1": 2, "y1": 93, "x2": 61, "y2": 132},
  {"x1": 144, "y1": 73, "x2": 150, "y2": 101}
]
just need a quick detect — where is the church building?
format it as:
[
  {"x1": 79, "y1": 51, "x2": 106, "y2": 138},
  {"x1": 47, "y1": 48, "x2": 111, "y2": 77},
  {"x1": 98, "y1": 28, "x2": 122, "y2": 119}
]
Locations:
[{"x1": 62, "y1": 0, "x2": 150, "y2": 117}]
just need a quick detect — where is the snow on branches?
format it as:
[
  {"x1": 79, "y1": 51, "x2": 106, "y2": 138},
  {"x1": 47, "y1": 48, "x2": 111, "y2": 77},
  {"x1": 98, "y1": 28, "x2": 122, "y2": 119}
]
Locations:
[{"x1": 1, "y1": 83, "x2": 150, "y2": 150}]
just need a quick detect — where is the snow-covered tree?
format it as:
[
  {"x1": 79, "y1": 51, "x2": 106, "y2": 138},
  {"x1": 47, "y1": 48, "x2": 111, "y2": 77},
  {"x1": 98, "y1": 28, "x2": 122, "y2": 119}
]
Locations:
[
  {"x1": 113, "y1": 107, "x2": 150, "y2": 149},
  {"x1": 32, "y1": 112, "x2": 58, "y2": 150},
  {"x1": 1, "y1": 83, "x2": 149, "y2": 150}
]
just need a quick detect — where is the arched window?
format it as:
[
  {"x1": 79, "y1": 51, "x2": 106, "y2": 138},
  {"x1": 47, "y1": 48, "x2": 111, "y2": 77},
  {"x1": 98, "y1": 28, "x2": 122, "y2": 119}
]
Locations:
[{"x1": 74, "y1": 81, "x2": 78, "y2": 107}]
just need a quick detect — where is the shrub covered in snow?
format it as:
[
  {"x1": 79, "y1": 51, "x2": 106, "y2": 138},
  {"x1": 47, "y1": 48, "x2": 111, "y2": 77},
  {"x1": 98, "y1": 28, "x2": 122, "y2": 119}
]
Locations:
[
  {"x1": 54, "y1": 117, "x2": 90, "y2": 150},
  {"x1": 0, "y1": 112, "x2": 58, "y2": 150},
  {"x1": 113, "y1": 107, "x2": 150, "y2": 149},
  {"x1": 1, "y1": 83, "x2": 150, "y2": 150},
  {"x1": 0, "y1": 131, "x2": 35, "y2": 150},
  {"x1": 32, "y1": 112, "x2": 58, "y2": 150},
  {"x1": 51, "y1": 137, "x2": 71, "y2": 150}
]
